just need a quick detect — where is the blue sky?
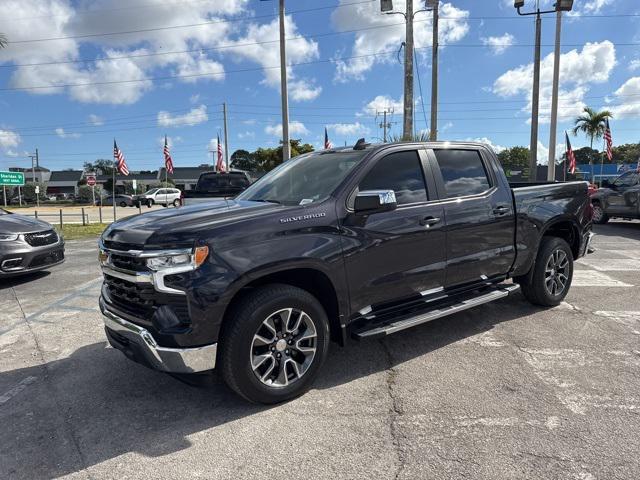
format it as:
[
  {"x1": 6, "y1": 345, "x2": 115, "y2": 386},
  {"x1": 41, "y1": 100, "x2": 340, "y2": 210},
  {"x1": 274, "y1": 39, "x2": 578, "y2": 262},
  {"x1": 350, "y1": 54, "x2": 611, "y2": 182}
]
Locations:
[{"x1": 0, "y1": 0, "x2": 638, "y2": 172}]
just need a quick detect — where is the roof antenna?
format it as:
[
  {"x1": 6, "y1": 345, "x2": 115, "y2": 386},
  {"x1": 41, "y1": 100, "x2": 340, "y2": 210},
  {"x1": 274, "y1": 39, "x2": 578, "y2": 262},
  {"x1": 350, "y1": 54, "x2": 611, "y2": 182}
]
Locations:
[{"x1": 353, "y1": 138, "x2": 370, "y2": 150}]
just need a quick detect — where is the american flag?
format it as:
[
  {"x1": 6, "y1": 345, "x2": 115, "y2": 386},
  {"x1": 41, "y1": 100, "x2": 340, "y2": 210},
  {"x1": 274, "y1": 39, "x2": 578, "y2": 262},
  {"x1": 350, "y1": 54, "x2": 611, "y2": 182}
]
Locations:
[
  {"x1": 216, "y1": 134, "x2": 225, "y2": 172},
  {"x1": 164, "y1": 135, "x2": 174, "y2": 174},
  {"x1": 604, "y1": 118, "x2": 613, "y2": 162},
  {"x1": 113, "y1": 140, "x2": 129, "y2": 176},
  {"x1": 565, "y1": 131, "x2": 576, "y2": 175},
  {"x1": 324, "y1": 127, "x2": 333, "y2": 150}
]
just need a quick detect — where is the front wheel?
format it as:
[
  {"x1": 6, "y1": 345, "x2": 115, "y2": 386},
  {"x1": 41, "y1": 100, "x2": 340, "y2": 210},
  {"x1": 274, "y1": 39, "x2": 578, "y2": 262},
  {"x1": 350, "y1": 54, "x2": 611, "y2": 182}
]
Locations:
[
  {"x1": 592, "y1": 202, "x2": 609, "y2": 224},
  {"x1": 119, "y1": 201, "x2": 127, "y2": 207},
  {"x1": 518, "y1": 236, "x2": 574, "y2": 307},
  {"x1": 146, "y1": 199, "x2": 153, "y2": 208},
  {"x1": 172, "y1": 199, "x2": 181, "y2": 207},
  {"x1": 220, "y1": 284, "x2": 330, "y2": 404}
]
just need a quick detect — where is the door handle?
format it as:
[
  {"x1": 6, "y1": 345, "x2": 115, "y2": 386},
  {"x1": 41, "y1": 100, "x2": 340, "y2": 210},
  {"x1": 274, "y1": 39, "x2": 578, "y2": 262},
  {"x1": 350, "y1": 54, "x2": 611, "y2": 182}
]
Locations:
[
  {"x1": 493, "y1": 205, "x2": 510, "y2": 215},
  {"x1": 420, "y1": 216, "x2": 441, "y2": 227}
]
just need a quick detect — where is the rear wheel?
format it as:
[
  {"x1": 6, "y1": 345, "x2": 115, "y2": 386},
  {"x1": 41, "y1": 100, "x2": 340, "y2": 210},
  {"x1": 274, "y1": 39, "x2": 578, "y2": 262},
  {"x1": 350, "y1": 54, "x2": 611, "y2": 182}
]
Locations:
[
  {"x1": 220, "y1": 284, "x2": 329, "y2": 404},
  {"x1": 518, "y1": 236, "x2": 574, "y2": 307},
  {"x1": 119, "y1": 201, "x2": 127, "y2": 207},
  {"x1": 172, "y1": 198, "x2": 181, "y2": 207},
  {"x1": 592, "y1": 202, "x2": 609, "y2": 224}
]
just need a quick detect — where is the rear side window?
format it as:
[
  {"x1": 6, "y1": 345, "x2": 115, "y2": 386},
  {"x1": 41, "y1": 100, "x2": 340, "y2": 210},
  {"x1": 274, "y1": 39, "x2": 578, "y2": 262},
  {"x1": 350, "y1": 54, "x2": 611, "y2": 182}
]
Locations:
[
  {"x1": 433, "y1": 149, "x2": 491, "y2": 198},
  {"x1": 230, "y1": 176, "x2": 249, "y2": 187},
  {"x1": 359, "y1": 150, "x2": 427, "y2": 205}
]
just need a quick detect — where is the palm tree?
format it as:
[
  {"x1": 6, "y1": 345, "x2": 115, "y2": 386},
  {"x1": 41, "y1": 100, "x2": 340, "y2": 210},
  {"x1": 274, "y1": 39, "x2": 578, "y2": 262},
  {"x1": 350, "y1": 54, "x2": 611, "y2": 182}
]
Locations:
[
  {"x1": 0, "y1": 33, "x2": 7, "y2": 49},
  {"x1": 572, "y1": 107, "x2": 613, "y2": 181}
]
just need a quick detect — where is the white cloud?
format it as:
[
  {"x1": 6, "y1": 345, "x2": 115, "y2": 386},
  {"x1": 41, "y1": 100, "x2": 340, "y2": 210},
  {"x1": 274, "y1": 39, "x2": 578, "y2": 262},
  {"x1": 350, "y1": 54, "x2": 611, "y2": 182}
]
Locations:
[
  {"x1": 88, "y1": 114, "x2": 104, "y2": 126},
  {"x1": 158, "y1": 135, "x2": 182, "y2": 148},
  {"x1": 493, "y1": 41, "x2": 616, "y2": 124},
  {"x1": 327, "y1": 122, "x2": 370, "y2": 136},
  {"x1": 467, "y1": 137, "x2": 506, "y2": 154},
  {"x1": 0, "y1": 129, "x2": 21, "y2": 149},
  {"x1": 578, "y1": 0, "x2": 614, "y2": 14},
  {"x1": 629, "y1": 59, "x2": 640, "y2": 72},
  {"x1": 481, "y1": 33, "x2": 515, "y2": 55},
  {"x1": 4, "y1": 149, "x2": 21, "y2": 158},
  {"x1": 190, "y1": 94, "x2": 201, "y2": 104},
  {"x1": 227, "y1": 16, "x2": 321, "y2": 101},
  {"x1": 238, "y1": 131, "x2": 255, "y2": 140},
  {"x1": 157, "y1": 105, "x2": 208, "y2": 127},
  {"x1": 265, "y1": 121, "x2": 309, "y2": 137},
  {"x1": 175, "y1": 54, "x2": 225, "y2": 83},
  {"x1": 55, "y1": 127, "x2": 81, "y2": 139},
  {"x1": 361, "y1": 95, "x2": 404, "y2": 116},
  {"x1": 610, "y1": 77, "x2": 640, "y2": 119},
  {"x1": 536, "y1": 141, "x2": 565, "y2": 166},
  {"x1": 332, "y1": 1, "x2": 469, "y2": 81}
]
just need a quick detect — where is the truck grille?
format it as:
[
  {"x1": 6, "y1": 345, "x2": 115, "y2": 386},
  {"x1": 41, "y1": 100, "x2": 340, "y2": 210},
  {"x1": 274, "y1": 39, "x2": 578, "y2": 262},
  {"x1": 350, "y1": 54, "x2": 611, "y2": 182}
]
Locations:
[
  {"x1": 109, "y1": 253, "x2": 148, "y2": 272},
  {"x1": 24, "y1": 230, "x2": 58, "y2": 247},
  {"x1": 103, "y1": 274, "x2": 190, "y2": 324}
]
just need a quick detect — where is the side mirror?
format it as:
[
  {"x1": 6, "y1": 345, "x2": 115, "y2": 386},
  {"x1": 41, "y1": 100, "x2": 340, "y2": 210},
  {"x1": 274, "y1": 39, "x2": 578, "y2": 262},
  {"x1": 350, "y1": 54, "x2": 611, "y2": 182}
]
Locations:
[{"x1": 354, "y1": 190, "x2": 397, "y2": 214}]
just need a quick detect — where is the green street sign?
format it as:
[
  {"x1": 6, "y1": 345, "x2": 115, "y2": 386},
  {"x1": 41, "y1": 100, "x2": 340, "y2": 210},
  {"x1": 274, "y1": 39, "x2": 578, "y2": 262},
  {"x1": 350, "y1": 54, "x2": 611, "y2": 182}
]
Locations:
[{"x1": 0, "y1": 171, "x2": 25, "y2": 186}]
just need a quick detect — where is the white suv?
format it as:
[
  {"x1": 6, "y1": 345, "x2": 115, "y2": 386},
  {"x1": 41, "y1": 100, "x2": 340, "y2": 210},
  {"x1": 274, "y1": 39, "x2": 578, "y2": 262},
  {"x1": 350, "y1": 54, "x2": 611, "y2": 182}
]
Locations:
[{"x1": 135, "y1": 188, "x2": 182, "y2": 207}]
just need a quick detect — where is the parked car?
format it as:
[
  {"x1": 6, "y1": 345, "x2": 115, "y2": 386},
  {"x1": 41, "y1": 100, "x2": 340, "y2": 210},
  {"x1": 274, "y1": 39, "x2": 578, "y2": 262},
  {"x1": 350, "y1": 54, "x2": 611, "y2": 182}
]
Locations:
[
  {"x1": 591, "y1": 171, "x2": 640, "y2": 223},
  {"x1": 133, "y1": 188, "x2": 182, "y2": 208},
  {"x1": 10, "y1": 196, "x2": 36, "y2": 205},
  {"x1": 98, "y1": 194, "x2": 134, "y2": 207},
  {"x1": 182, "y1": 171, "x2": 251, "y2": 205},
  {"x1": 0, "y1": 208, "x2": 65, "y2": 276},
  {"x1": 98, "y1": 141, "x2": 593, "y2": 404}
]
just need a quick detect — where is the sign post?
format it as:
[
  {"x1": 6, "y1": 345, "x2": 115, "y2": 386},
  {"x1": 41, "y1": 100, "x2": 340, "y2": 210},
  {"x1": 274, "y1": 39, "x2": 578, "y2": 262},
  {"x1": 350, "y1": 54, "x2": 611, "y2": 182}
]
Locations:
[
  {"x1": 35, "y1": 185, "x2": 40, "y2": 208},
  {"x1": 0, "y1": 171, "x2": 25, "y2": 207},
  {"x1": 86, "y1": 175, "x2": 97, "y2": 207}
]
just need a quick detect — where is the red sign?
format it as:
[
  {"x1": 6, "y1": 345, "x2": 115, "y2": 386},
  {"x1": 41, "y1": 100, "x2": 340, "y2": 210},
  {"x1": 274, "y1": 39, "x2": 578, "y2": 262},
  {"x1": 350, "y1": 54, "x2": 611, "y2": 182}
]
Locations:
[{"x1": 87, "y1": 176, "x2": 96, "y2": 187}]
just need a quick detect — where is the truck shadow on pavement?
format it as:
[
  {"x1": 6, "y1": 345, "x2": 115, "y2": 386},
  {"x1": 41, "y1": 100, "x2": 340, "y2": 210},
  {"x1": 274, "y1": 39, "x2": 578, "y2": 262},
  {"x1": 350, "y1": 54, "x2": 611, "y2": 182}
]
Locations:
[
  {"x1": 0, "y1": 271, "x2": 50, "y2": 290},
  {"x1": 592, "y1": 221, "x2": 640, "y2": 242},
  {"x1": 1, "y1": 293, "x2": 539, "y2": 479}
]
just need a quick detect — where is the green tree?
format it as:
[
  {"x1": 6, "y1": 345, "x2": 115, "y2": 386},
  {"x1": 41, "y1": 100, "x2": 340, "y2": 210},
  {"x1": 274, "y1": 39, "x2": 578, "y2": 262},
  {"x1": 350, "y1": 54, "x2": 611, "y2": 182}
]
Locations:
[
  {"x1": 78, "y1": 185, "x2": 102, "y2": 203},
  {"x1": 572, "y1": 107, "x2": 613, "y2": 177},
  {"x1": 83, "y1": 159, "x2": 115, "y2": 175},
  {"x1": 230, "y1": 149, "x2": 260, "y2": 171},
  {"x1": 497, "y1": 146, "x2": 530, "y2": 170},
  {"x1": 612, "y1": 143, "x2": 640, "y2": 164}
]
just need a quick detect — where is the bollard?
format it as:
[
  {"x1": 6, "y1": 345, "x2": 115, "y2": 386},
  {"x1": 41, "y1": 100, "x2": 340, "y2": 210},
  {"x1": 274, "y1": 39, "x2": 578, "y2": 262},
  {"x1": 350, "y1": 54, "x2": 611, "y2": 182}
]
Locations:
[
  {"x1": 59, "y1": 209, "x2": 63, "y2": 228},
  {"x1": 82, "y1": 207, "x2": 86, "y2": 226},
  {"x1": 99, "y1": 205, "x2": 102, "y2": 224},
  {"x1": 138, "y1": 204, "x2": 142, "y2": 215},
  {"x1": 34, "y1": 210, "x2": 38, "y2": 219}
]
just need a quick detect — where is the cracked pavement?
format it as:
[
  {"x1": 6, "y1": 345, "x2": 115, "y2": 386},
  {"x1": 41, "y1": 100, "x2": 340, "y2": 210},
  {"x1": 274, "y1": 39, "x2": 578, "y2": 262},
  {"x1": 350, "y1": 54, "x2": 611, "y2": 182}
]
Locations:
[{"x1": 1, "y1": 221, "x2": 640, "y2": 479}]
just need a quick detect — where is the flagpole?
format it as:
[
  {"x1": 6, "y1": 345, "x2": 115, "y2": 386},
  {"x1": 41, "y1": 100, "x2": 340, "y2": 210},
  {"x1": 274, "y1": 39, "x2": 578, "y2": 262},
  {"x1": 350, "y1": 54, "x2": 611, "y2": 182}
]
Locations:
[
  {"x1": 599, "y1": 138, "x2": 605, "y2": 187},
  {"x1": 112, "y1": 155, "x2": 116, "y2": 223},
  {"x1": 563, "y1": 131, "x2": 567, "y2": 182}
]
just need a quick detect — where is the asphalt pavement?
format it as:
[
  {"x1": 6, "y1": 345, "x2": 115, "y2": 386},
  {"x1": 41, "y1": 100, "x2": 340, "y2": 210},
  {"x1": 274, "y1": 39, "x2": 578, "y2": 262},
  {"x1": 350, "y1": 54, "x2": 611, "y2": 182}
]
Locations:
[{"x1": 1, "y1": 221, "x2": 639, "y2": 479}]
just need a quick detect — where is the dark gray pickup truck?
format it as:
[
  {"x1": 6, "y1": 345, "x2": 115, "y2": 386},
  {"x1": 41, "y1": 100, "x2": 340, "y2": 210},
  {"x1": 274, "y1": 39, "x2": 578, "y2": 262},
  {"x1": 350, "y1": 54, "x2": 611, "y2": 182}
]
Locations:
[
  {"x1": 99, "y1": 141, "x2": 593, "y2": 403},
  {"x1": 591, "y1": 171, "x2": 640, "y2": 223}
]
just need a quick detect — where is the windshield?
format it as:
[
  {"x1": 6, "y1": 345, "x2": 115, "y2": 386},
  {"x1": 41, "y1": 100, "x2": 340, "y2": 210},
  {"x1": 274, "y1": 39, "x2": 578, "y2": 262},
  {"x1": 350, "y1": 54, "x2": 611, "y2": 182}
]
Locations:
[
  {"x1": 237, "y1": 150, "x2": 367, "y2": 206},
  {"x1": 144, "y1": 188, "x2": 159, "y2": 195}
]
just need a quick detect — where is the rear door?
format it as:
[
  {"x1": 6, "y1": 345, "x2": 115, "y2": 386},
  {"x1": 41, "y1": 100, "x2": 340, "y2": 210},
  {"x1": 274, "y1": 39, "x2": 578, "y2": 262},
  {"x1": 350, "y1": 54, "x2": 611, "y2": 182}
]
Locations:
[
  {"x1": 428, "y1": 147, "x2": 516, "y2": 288},
  {"x1": 342, "y1": 147, "x2": 446, "y2": 313}
]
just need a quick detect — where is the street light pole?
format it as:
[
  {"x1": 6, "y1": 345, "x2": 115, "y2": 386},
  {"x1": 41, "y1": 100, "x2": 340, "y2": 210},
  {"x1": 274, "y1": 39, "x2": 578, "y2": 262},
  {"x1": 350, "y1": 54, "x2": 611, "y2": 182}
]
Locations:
[
  {"x1": 278, "y1": 0, "x2": 291, "y2": 161},
  {"x1": 547, "y1": 7, "x2": 563, "y2": 180},
  {"x1": 529, "y1": 12, "x2": 541, "y2": 181},
  {"x1": 429, "y1": 2, "x2": 439, "y2": 141},
  {"x1": 402, "y1": 0, "x2": 414, "y2": 141}
]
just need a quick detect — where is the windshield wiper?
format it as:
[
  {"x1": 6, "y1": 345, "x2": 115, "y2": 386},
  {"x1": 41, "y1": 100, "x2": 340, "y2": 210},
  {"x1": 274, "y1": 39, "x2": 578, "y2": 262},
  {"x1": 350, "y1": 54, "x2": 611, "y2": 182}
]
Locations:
[{"x1": 251, "y1": 198, "x2": 282, "y2": 205}]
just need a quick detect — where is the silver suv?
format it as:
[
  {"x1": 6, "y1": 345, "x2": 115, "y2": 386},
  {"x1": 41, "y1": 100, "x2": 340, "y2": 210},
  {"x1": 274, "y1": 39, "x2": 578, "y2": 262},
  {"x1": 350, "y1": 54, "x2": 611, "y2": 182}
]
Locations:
[{"x1": 134, "y1": 188, "x2": 182, "y2": 208}]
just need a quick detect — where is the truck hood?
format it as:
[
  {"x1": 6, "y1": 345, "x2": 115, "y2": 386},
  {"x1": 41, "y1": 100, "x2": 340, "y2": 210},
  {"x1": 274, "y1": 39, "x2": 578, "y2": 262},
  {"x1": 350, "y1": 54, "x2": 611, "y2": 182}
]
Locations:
[
  {"x1": 101, "y1": 199, "x2": 285, "y2": 248},
  {"x1": 0, "y1": 212, "x2": 54, "y2": 234}
]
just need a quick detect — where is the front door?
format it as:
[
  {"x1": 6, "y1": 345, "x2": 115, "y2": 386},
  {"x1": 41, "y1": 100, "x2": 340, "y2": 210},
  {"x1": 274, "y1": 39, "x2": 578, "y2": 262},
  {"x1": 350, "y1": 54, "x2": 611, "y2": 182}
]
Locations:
[
  {"x1": 607, "y1": 172, "x2": 640, "y2": 216},
  {"x1": 341, "y1": 148, "x2": 446, "y2": 315}
]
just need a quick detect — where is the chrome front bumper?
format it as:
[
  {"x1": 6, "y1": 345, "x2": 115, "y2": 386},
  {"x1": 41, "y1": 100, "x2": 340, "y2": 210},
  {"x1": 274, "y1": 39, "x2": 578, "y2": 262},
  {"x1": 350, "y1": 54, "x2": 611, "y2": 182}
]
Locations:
[{"x1": 102, "y1": 306, "x2": 217, "y2": 374}]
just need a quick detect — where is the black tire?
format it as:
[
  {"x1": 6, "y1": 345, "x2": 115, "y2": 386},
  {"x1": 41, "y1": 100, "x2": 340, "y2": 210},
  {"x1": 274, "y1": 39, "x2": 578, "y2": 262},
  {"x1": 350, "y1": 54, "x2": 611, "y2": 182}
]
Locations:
[
  {"x1": 119, "y1": 201, "x2": 127, "y2": 207},
  {"x1": 172, "y1": 199, "x2": 181, "y2": 207},
  {"x1": 146, "y1": 199, "x2": 153, "y2": 208},
  {"x1": 518, "y1": 236, "x2": 574, "y2": 307},
  {"x1": 220, "y1": 284, "x2": 330, "y2": 404},
  {"x1": 592, "y1": 202, "x2": 609, "y2": 224}
]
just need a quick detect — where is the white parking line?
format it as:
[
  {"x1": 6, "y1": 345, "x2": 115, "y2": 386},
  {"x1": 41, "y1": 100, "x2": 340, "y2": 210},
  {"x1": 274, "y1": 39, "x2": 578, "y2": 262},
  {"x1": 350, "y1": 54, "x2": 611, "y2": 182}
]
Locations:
[
  {"x1": 579, "y1": 259, "x2": 640, "y2": 272},
  {"x1": 571, "y1": 270, "x2": 633, "y2": 287},
  {"x1": 0, "y1": 376, "x2": 37, "y2": 405}
]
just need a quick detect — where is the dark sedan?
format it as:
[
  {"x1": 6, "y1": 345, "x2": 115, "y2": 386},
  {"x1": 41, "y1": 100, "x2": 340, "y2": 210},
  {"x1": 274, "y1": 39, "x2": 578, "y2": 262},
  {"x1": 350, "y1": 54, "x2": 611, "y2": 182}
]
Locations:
[
  {"x1": 0, "y1": 209, "x2": 65, "y2": 276},
  {"x1": 97, "y1": 194, "x2": 134, "y2": 207}
]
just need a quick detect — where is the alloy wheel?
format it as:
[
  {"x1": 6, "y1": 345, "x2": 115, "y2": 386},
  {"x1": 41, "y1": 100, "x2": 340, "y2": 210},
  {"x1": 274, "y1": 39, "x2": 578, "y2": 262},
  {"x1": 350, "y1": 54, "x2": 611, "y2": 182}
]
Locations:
[
  {"x1": 544, "y1": 249, "x2": 570, "y2": 296},
  {"x1": 250, "y1": 308, "x2": 317, "y2": 388}
]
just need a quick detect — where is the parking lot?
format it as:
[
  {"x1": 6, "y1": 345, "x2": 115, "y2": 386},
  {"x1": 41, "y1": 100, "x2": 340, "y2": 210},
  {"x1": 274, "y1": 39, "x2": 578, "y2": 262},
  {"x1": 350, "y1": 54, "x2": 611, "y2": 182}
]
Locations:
[{"x1": 1, "y1": 221, "x2": 639, "y2": 479}]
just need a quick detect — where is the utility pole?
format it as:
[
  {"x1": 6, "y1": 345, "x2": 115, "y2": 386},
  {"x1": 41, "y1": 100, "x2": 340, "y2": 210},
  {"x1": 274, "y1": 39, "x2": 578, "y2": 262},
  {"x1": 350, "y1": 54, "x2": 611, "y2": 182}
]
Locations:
[
  {"x1": 529, "y1": 12, "x2": 541, "y2": 181},
  {"x1": 429, "y1": 2, "x2": 439, "y2": 141},
  {"x1": 402, "y1": 0, "x2": 414, "y2": 140},
  {"x1": 223, "y1": 102, "x2": 230, "y2": 171},
  {"x1": 378, "y1": 108, "x2": 394, "y2": 142},
  {"x1": 28, "y1": 151, "x2": 39, "y2": 207},
  {"x1": 279, "y1": 0, "x2": 291, "y2": 161},
  {"x1": 547, "y1": 8, "x2": 563, "y2": 181}
]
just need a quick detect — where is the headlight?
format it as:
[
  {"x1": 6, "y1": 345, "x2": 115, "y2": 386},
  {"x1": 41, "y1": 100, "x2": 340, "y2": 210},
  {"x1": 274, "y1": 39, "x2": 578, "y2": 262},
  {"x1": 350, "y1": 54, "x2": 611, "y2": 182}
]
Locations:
[
  {"x1": 0, "y1": 233, "x2": 19, "y2": 242},
  {"x1": 146, "y1": 246, "x2": 209, "y2": 271}
]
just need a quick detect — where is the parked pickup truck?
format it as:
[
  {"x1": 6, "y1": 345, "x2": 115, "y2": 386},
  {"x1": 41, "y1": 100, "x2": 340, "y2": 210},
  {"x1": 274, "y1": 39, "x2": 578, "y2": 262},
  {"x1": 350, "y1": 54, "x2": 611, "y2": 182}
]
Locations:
[
  {"x1": 98, "y1": 141, "x2": 593, "y2": 404},
  {"x1": 590, "y1": 170, "x2": 640, "y2": 224},
  {"x1": 182, "y1": 171, "x2": 251, "y2": 206}
]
